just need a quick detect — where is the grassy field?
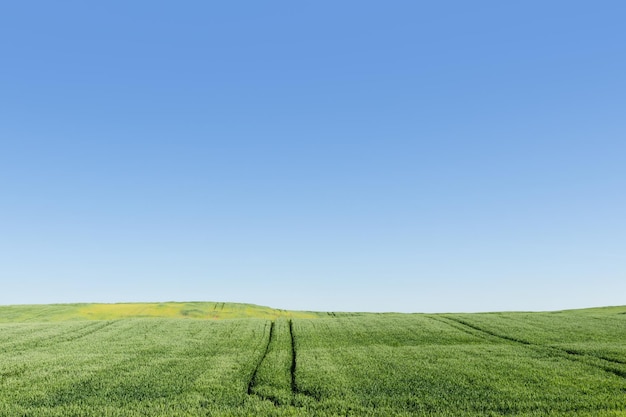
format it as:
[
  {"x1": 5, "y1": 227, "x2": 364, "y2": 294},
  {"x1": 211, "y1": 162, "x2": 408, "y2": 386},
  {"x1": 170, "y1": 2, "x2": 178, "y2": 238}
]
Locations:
[{"x1": 0, "y1": 303, "x2": 625, "y2": 416}]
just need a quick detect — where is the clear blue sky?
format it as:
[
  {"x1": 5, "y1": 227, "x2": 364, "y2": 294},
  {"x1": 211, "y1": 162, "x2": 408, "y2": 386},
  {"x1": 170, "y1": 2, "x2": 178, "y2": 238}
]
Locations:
[{"x1": 1, "y1": 1, "x2": 625, "y2": 312}]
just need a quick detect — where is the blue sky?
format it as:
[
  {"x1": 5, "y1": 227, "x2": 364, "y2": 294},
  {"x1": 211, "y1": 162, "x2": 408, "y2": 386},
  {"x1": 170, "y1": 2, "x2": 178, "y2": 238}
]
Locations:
[{"x1": 1, "y1": 1, "x2": 625, "y2": 312}]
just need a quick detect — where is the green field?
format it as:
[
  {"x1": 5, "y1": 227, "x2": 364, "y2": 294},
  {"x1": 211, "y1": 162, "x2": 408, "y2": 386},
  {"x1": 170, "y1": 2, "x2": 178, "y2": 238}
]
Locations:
[{"x1": 0, "y1": 303, "x2": 625, "y2": 416}]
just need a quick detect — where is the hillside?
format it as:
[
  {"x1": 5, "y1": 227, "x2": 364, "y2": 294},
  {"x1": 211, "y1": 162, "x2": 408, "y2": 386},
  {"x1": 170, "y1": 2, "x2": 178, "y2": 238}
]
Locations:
[
  {"x1": 0, "y1": 301, "x2": 325, "y2": 322},
  {"x1": 0, "y1": 303, "x2": 625, "y2": 416}
]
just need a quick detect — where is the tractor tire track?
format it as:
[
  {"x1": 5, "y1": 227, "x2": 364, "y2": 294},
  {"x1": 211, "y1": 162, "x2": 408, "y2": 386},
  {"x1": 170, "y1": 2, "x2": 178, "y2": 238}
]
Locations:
[
  {"x1": 246, "y1": 319, "x2": 319, "y2": 405},
  {"x1": 440, "y1": 316, "x2": 531, "y2": 344},
  {"x1": 562, "y1": 348, "x2": 626, "y2": 366},
  {"x1": 55, "y1": 320, "x2": 117, "y2": 344},
  {"x1": 427, "y1": 315, "x2": 494, "y2": 341},
  {"x1": 289, "y1": 319, "x2": 320, "y2": 401},
  {"x1": 440, "y1": 316, "x2": 626, "y2": 381},
  {"x1": 1, "y1": 320, "x2": 116, "y2": 353},
  {"x1": 247, "y1": 320, "x2": 274, "y2": 396},
  {"x1": 289, "y1": 319, "x2": 297, "y2": 394}
]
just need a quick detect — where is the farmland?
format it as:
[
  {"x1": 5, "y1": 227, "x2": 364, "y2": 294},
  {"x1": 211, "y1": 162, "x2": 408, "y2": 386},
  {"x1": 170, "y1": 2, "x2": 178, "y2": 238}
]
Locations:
[{"x1": 0, "y1": 303, "x2": 625, "y2": 416}]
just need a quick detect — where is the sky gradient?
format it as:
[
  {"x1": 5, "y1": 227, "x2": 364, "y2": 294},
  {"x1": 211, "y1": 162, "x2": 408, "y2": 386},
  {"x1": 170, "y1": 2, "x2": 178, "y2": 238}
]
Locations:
[{"x1": 1, "y1": 1, "x2": 625, "y2": 312}]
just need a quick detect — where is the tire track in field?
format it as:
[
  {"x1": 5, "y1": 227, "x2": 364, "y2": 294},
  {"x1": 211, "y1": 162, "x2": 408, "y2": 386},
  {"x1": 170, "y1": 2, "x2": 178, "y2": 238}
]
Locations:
[
  {"x1": 562, "y1": 348, "x2": 626, "y2": 365},
  {"x1": 288, "y1": 319, "x2": 320, "y2": 401},
  {"x1": 427, "y1": 316, "x2": 495, "y2": 341},
  {"x1": 247, "y1": 319, "x2": 319, "y2": 405},
  {"x1": 435, "y1": 316, "x2": 531, "y2": 344},
  {"x1": 53, "y1": 320, "x2": 117, "y2": 344},
  {"x1": 440, "y1": 316, "x2": 626, "y2": 381},
  {"x1": 247, "y1": 320, "x2": 275, "y2": 396},
  {"x1": 289, "y1": 319, "x2": 297, "y2": 394},
  {"x1": 32, "y1": 320, "x2": 226, "y2": 408},
  {"x1": 36, "y1": 320, "x2": 117, "y2": 347},
  {"x1": 1, "y1": 320, "x2": 116, "y2": 352}
]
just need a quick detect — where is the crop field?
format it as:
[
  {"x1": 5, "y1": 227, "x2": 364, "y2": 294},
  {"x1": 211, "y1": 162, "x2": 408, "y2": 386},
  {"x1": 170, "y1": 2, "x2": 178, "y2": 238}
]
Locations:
[{"x1": 0, "y1": 303, "x2": 625, "y2": 416}]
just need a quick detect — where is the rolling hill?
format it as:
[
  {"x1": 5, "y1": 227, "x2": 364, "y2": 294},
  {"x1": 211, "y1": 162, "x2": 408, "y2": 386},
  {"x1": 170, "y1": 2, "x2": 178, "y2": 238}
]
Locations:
[{"x1": 0, "y1": 302, "x2": 624, "y2": 416}]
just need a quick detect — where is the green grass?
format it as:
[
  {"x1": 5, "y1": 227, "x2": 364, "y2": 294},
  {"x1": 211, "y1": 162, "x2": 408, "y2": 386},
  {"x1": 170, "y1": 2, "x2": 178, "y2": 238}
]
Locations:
[{"x1": 0, "y1": 303, "x2": 625, "y2": 416}]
